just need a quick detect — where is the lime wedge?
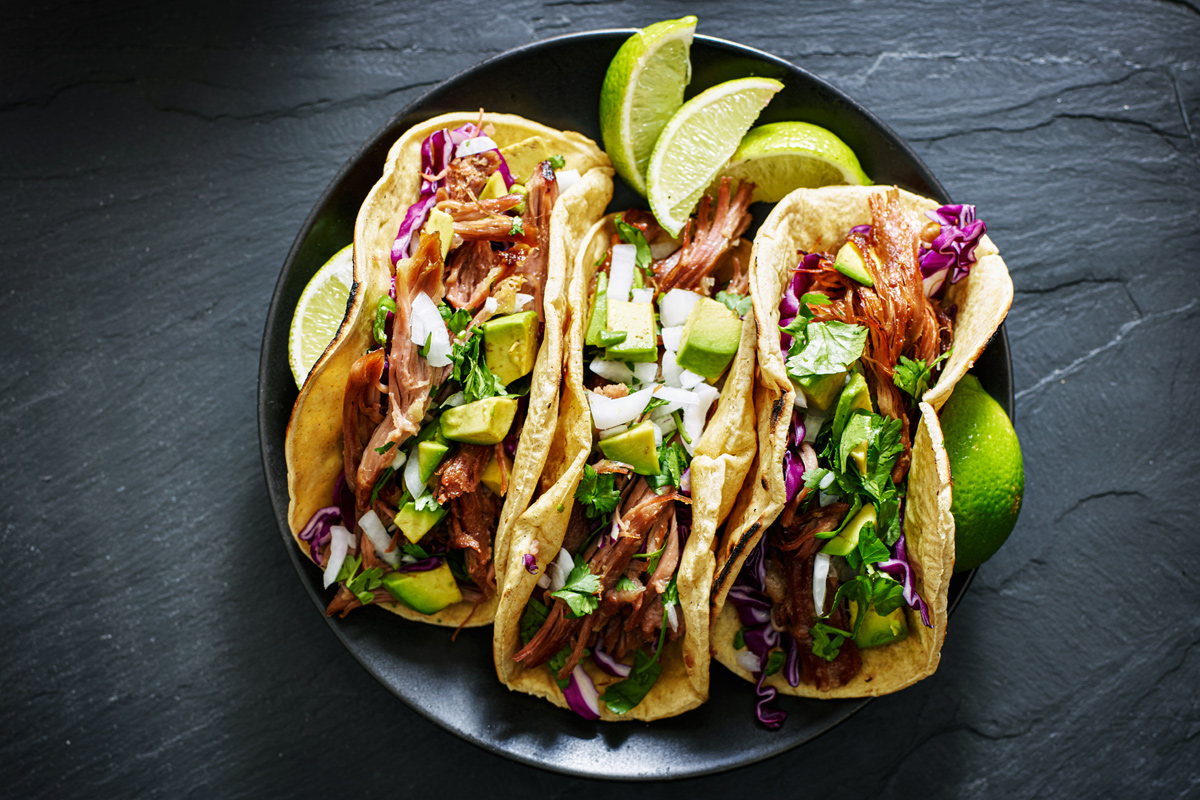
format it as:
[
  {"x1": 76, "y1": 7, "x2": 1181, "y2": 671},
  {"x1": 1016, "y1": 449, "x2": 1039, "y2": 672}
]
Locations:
[
  {"x1": 288, "y1": 243, "x2": 354, "y2": 388},
  {"x1": 646, "y1": 76, "x2": 783, "y2": 236},
  {"x1": 715, "y1": 121, "x2": 872, "y2": 203},
  {"x1": 599, "y1": 16, "x2": 697, "y2": 196}
]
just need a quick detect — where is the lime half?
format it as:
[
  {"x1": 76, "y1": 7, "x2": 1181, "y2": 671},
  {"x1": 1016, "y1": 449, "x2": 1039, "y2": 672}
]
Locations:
[
  {"x1": 716, "y1": 121, "x2": 872, "y2": 203},
  {"x1": 288, "y1": 243, "x2": 354, "y2": 388},
  {"x1": 599, "y1": 16, "x2": 697, "y2": 196},
  {"x1": 646, "y1": 76, "x2": 783, "y2": 236}
]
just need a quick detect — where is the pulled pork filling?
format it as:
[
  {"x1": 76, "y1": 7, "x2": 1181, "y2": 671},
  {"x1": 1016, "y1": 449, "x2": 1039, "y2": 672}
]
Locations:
[
  {"x1": 515, "y1": 179, "x2": 755, "y2": 713},
  {"x1": 311, "y1": 120, "x2": 567, "y2": 618}
]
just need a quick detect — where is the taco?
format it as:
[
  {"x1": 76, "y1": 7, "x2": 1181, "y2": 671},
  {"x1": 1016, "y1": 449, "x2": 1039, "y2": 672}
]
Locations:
[
  {"x1": 285, "y1": 112, "x2": 613, "y2": 628},
  {"x1": 492, "y1": 179, "x2": 758, "y2": 720},
  {"x1": 710, "y1": 185, "x2": 1012, "y2": 724}
]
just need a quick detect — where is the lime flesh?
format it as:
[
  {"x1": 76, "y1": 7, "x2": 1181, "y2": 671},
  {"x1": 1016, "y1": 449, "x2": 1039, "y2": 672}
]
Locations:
[
  {"x1": 646, "y1": 76, "x2": 783, "y2": 237},
  {"x1": 716, "y1": 121, "x2": 872, "y2": 203},
  {"x1": 288, "y1": 243, "x2": 354, "y2": 389}
]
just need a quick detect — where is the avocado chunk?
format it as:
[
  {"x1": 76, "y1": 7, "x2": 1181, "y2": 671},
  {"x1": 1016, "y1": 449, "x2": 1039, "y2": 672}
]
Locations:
[
  {"x1": 833, "y1": 371, "x2": 873, "y2": 438},
  {"x1": 676, "y1": 298, "x2": 743, "y2": 381},
  {"x1": 796, "y1": 370, "x2": 847, "y2": 411},
  {"x1": 417, "y1": 440, "x2": 450, "y2": 484},
  {"x1": 480, "y1": 451, "x2": 511, "y2": 496},
  {"x1": 381, "y1": 561, "x2": 463, "y2": 615},
  {"x1": 440, "y1": 396, "x2": 518, "y2": 444},
  {"x1": 598, "y1": 421, "x2": 660, "y2": 475},
  {"x1": 585, "y1": 272, "x2": 609, "y2": 347},
  {"x1": 498, "y1": 136, "x2": 554, "y2": 183},
  {"x1": 482, "y1": 310, "x2": 539, "y2": 385},
  {"x1": 421, "y1": 208, "x2": 454, "y2": 260},
  {"x1": 822, "y1": 504, "x2": 877, "y2": 557},
  {"x1": 478, "y1": 170, "x2": 507, "y2": 201},
  {"x1": 833, "y1": 240, "x2": 874, "y2": 287},
  {"x1": 394, "y1": 500, "x2": 448, "y2": 544},
  {"x1": 604, "y1": 299, "x2": 658, "y2": 363},
  {"x1": 850, "y1": 600, "x2": 909, "y2": 649}
]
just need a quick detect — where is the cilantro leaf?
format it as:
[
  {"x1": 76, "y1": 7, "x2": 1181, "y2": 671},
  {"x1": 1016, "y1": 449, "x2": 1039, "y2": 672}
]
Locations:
[
  {"x1": 549, "y1": 557, "x2": 602, "y2": 617},
  {"x1": 602, "y1": 649, "x2": 663, "y2": 714},
  {"x1": 893, "y1": 350, "x2": 952, "y2": 400},
  {"x1": 369, "y1": 466, "x2": 395, "y2": 505},
  {"x1": 519, "y1": 597, "x2": 550, "y2": 646},
  {"x1": 716, "y1": 290, "x2": 753, "y2": 317},
  {"x1": 547, "y1": 154, "x2": 566, "y2": 170},
  {"x1": 510, "y1": 217, "x2": 525, "y2": 237},
  {"x1": 546, "y1": 643, "x2": 575, "y2": 691},
  {"x1": 438, "y1": 303, "x2": 472, "y2": 336},
  {"x1": 413, "y1": 493, "x2": 441, "y2": 513},
  {"x1": 632, "y1": 545, "x2": 666, "y2": 574},
  {"x1": 871, "y1": 576, "x2": 906, "y2": 617},
  {"x1": 646, "y1": 440, "x2": 691, "y2": 494},
  {"x1": 575, "y1": 464, "x2": 621, "y2": 520},
  {"x1": 374, "y1": 297, "x2": 396, "y2": 345},
  {"x1": 733, "y1": 627, "x2": 746, "y2": 650},
  {"x1": 373, "y1": 440, "x2": 395, "y2": 455},
  {"x1": 764, "y1": 650, "x2": 786, "y2": 677},
  {"x1": 786, "y1": 320, "x2": 868, "y2": 382},
  {"x1": 400, "y1": 542, "x2": 429, "y2": 560},
  {"x1": 846, "y1": 522, "x2": 889, "y2": 571},
  {"x1": 804, "y1": 466, "x2": 832, "y2": 492},
  {"x1": 615, "y1": 575, "x2": 637, "y2": 593},
  {"x1": 811, "y1": 621, "x2": 851, "y2": 661},
  {"x1": 336, "y1": 555, "x2": 384, "y2": 605},
  {"x1": 449, "y1": 332, "x2": 503, "y2": 403},
  {"x1": 662, "y1": 575, "x2": 679, "y2": 607},
  {"x1": 615, "y1": 215, "x2": 652, "y2": 273}
]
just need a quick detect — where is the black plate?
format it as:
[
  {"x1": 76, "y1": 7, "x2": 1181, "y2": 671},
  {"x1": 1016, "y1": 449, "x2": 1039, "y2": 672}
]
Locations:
[{"x1": 258, "y1": 30, "x2": 1012, "y2": 780}]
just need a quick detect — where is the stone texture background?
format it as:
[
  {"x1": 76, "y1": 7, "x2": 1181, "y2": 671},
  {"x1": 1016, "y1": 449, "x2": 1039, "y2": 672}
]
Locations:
[{"x1": 2, "y1": 0, "x2": 1198, "y2": 796}]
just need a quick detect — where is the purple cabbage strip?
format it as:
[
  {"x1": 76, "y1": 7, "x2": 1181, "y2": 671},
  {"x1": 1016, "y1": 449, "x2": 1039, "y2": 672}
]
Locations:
[
  {"x1": 779, "y1": 257, "x2": 815, "y2": 351},
  {"x1": 563, "y1": 667, "x2": 601, "y2": 720},
  {"x1": 522, "y1": 553, "x2": 538, "y2": 574},
  {"x1": 754, "y1": 672, "x2": 786, "y2": 729},
  {"x1": 918, "y1": 204, "x2": 986, "y2": 290},
  {"x1": 783, "y1": 449, "x2": 806, "y2": 505},
  {"x1": 397, "y1": 556, "x2": 443, "y2": 573},
  {"x1": 390, "y1": 195, "x2": 438, "y2": 264},
  {"x1": 297, "y1": 506, "x2": 340, "y2": 566},
  {"x1": 503, "y1": 431, "x2": 519, "y2": 459},
  {"x1": 877, "y1": 531, "x2": 932, "y2": 627},
  {"x1": 849, "y1": 223, "x2": 872, "y2": 236},
  {"x1": 782, "y1": 636, "x2": 801, "y2": 688}
]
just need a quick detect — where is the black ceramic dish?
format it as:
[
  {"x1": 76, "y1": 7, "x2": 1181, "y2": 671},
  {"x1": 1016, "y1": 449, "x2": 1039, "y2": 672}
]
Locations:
[{"x1": 258, "y1": 30, "x2": 1012, "y2": 780}]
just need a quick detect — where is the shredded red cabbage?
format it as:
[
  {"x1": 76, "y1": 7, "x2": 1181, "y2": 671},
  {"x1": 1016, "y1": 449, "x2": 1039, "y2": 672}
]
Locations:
[
  {"x1": 503, "y1": 431, "x2": 519, "y2": 459},
  {"x1": 522, "y1": 553, "x2": 538, "y2": 574},
  {"x1": 297, "y1": 506, "x2": 340, "y2": 566},
  {"x1": 397, "y1": 556, "x2": 443, "y2": 573},
  {"x1": 877, "y1": 531, "x2": 931, "y2": 627},
  {"x1": 779, "y1": 256, "x2": 817, "y2": 351},
  {"x1": 592, "y1": 645, "x2": 632, "y2": 678},
  {"x1": 918, "y1": 204, "x2": 986, "y2": 292},
  {"x1": 849, "y1": 223, "x2": 872, "y2": 236},
  {"x1": 679, "y1": 467, "x2": 691, "y2": 495}
]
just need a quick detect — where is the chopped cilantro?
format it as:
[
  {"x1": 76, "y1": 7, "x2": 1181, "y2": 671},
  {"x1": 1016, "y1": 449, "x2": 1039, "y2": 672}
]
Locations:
[
  {"x1": 716, "y1": 290, "x2": 752, "y2": 317},
  {"x1": 575, "y1": 464, "x2": 621, "y2": 520},
  {"x1": 893, "y1": 350, "x2": 952, "y2": 400},
  {"x1": 373, "y1": 441, "x2": 395, "y2": 455},
  {"x1": 786, "y1": 321, "x2": 868, "y2": 383},
  {"x1": 647, "y1": 440, "x2": 690, "y2": 493},
  {"x1": 519, "y1": 597, "x2": 550, "y2": 645},
  {"x1": 632, "y1": 545, "x2": 666, "y2": 574},
  {"x1": 336, "y1": 556, "x2": 384, "y2": 605},
  {"x1": 549, "y1": 556, "x2": 602, "y2": 617},
  {"x1": 373, "y1": 297, "x2": 396, "y2": 345},
  {"x1": 845, "y1": 522, "x2": 889, "y2": 572},
  {"x1": 546, "y1": 644, "x2": 576, "y2": 691},
  {"x1": 438, "y1": 303, "x2": 472, "y2": 336},
  {"x1": 764, "y1": 650, "x2": 786, "y2": 677},
  {"x1": 547, "y1": 154, "x2": 566, "y2": 170},
  {"x1": 811, "y1": 621, "x2": 851, "y2": 661},
  {"x1": 449, "y1": 331, "x2": 504, "y2": 403},
  {"x1": 671, "y1": 410, "x2": 691, "y2": 444},
  {"x1": 615, "y1": 215, "x2": 652, "y2": 274},
  {"x1": 400, "y1": 542, "x2": 430, "y2": 560},
  {"x1": 413, "y1": 492, "x2": 441, "y2": 513},
  {"x1": 369, "y1": 466, "x2": 394, "y2": 505},
  {"x1": 510, "y1": 217, "x2": 525, "y2": 237},
  {"x1": 615, "y1": 575, "x2": 638, "y2": 593},
  {"x1": 733, "y1": 627, "x2": 746, "y2": 650},
  {"x1": 602, "y1": 648, "x2": 663, "y2": 714}
]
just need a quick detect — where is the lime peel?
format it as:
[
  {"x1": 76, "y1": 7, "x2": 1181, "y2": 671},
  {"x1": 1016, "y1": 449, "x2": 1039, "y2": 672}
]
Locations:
[
  {"x1": 288, "y1": 243, "x2": 354, "y2": 389},
  {"x1": 716, "y1": 121, "x2": 872, "y2": 204}
]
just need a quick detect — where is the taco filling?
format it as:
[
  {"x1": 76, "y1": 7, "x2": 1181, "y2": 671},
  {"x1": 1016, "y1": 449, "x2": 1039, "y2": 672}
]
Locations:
[
  {"x1": 726, "y1": 191, "x2": 987, "y2": 726},
  {"x1": 513, "y1": 178, "x2": 756, "y2": 718},
  {"x1": 297, "y1": 118, "x2": 584, "y2": 619}
]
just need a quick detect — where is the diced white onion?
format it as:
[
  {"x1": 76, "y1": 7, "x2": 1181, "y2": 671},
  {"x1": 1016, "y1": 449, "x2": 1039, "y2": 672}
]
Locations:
[
  {"x1": 404, "y1": 448, "x2": 426, "y2": 499},
  {"x1": 587, "y1": 386, "x2": 654, "y2": 430},
  {"x1": 609, "y1": 508, "x2": 622, "y2": 542},
  {"x1": 666, "y1": 603, "x2": 679, "y2": 632},
  {"x1": 599, "y1": 423, "x2": 629, "y2": 441},
  {"x1": 660, "y1": 325, "x2": 684, "y2": 352},
  {"x1": 813, "y1": 553, "x2": 831, "y2": 615},
  {"x1": 736, "y1": 650, "x2": 762, "y2": 674},
  {"x1": 650, "y1": 241, "x2": 679, "y2": 260},
  {"x1": 630, "y1": 287, "x2": 654, "y2": 304},
  {"x1": 682, "y1": 384, "x2": 720, "y2": 455},
  {"x1": 661, "y1": 351, "x2": 683, "y2": 388},
  {"x1": 653, "y1": 385, "x2": 700, "y2": 405},
  {"x1": 515, "y1": 293, "x2": 533, "y2": 311},
  {"x1": 536, "y1": 572, "x2": 551, "y2": 589},
  {"x1": 678, "y1": 369, "x2": 706, "y2": 390},
  {"x1": 651, "y1": 420, "x2": 664, "y2": 446},
  {"x1": 484, "y1": 296, "x2": 498, "y2": 314},
  {"x1": 633, "y1": 362, "x2": 658, "y2": 385},
  {"x1": 653, "y1": 410, "x2": 677, "y2": 437},
  {"x1": 659, "y1": 289, "x2": 703, "y2": 327},
  {"x1": 568, "y1": 664, "x2": 601, "y2": 717},
  {"x1": 556, "y1": 168, "x2": 581, "y2": 193},
  {"x1": 803, "y1": 411, "x2": 826, "y2": 443},
  {"x1": 322, "y1": 525, "x2": 354, "y2": 588},
  {"x1": 359, "y1": 510, "x2": 399, "y2": 568},
  {"x1": 819, "y1": 490, "x2": 840, "y2": 507},
  {"x1": 454, "y1": 135, "x2": 499, "y2": 158},
  {"x1": 589, "y1": 360, "x2": 634, "y2": 384},
  {"x1": 608, "y1": 245, "x2": 636, "y2": 303},
  {"x1": 443, "y1": 391, "x2": 466, "y2": 407},
  {"x1": 548, "y1": 547, "x2": 574, "y2": 592},
  {"x1": 391, "y1": 448, "x2": 408, "y2": 469},
  {"x1": 819, "y1": 471, "x2": 836, "y2": 490},
  {"x1": 793, "y1": 390, "x2": 808, "y2": 409},
  {"x1": 410, "y1": 292, "x2": 451, "y2": 367}
]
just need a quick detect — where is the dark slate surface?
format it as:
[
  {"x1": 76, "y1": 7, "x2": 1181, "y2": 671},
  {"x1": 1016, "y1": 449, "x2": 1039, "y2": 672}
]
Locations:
[{"x1": 3, "y1": 0, "x2": 1197, "y2": 796}]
